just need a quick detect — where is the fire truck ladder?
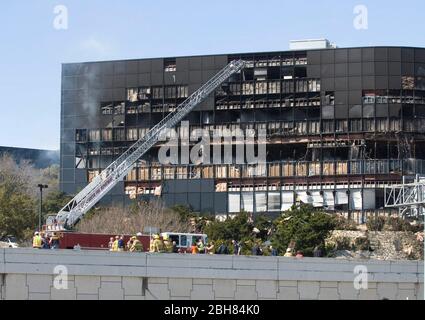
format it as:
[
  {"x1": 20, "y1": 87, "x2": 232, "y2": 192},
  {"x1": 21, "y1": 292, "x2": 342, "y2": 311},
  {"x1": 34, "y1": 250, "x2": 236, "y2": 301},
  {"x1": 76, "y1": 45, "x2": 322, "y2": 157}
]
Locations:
[
  {"x1": 56, "y1": 59, "x2": 247, "y2": 228},
  {"x1": 385, "y1": 174, "x2": 425, "y2": 218}
]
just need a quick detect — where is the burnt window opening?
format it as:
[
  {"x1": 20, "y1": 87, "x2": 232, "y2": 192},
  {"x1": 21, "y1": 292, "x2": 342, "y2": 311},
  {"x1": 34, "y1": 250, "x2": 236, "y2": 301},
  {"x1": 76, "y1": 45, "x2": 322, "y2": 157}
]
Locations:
[{"x1": 164, "y1": 58, "x2": 176, "y2": 72}]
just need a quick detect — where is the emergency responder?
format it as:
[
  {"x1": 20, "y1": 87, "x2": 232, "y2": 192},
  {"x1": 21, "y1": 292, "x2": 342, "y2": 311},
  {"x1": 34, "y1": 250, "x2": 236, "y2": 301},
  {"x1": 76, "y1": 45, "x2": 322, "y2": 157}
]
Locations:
[
  {"x1": 126, "y1": 237, "x2": 133, "y2": 251},
  {"x1": 49, "y1": 232, "x2": 60, "y2": 249},
  {"x1": 162, "y1": 234, "x2": 173, "y2": 253},
  {"x1": 152, "y1": 234, "x2": 164, "y2": 253},
  {"x1": 112, "y1": 236, "x2": 119, "y2": 252},
  {"x1": 149, "y1": 236, "x2": 154, "y2": 252},
  {"x1": 197, "y1": 238, "x2": 205, "y2": 254},
  {"x1": 130, "y1": 236, "x2": 144, "y2": 252},
  {"x1": 32, "y1": 232, "x2": 42, "y2": 249}
]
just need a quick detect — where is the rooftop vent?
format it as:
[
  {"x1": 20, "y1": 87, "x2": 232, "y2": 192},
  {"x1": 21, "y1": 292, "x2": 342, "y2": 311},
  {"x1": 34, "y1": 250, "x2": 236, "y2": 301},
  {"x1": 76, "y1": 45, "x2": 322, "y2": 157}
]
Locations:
[{"x1": 289, "y1": 39, "x2": 337, "y2": 50}]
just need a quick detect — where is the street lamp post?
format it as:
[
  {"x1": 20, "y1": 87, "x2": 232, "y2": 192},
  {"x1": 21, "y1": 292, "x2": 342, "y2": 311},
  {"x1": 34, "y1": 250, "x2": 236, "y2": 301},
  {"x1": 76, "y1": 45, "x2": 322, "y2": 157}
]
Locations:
[{"x1": 37, "y1": 184, "x2": 48, "y2": 231}]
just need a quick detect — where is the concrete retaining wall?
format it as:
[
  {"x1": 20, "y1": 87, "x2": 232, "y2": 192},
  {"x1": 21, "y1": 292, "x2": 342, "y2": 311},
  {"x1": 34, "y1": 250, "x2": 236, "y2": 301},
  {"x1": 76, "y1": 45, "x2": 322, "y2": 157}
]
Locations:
[{"x1": 0, "y1": 249, "x2": 423, "y2": 300}]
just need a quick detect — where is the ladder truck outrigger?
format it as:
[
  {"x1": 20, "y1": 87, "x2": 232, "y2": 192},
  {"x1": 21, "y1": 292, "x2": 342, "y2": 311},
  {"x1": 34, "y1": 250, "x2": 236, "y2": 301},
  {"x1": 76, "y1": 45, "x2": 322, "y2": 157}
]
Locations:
[{"x1": 54, "y1": 60, "x2": 247, "y2": 229}]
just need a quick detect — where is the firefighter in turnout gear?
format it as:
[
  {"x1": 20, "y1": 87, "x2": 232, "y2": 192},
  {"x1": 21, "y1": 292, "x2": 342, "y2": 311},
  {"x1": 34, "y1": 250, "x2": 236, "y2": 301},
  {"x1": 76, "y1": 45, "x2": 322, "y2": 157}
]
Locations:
[
  {"x1": 151, "y1": 234, "x2": 164, "y2": 253},
  {"x1": 129, "y1": 236, "x2": 144, "y2": 252},
  {"x1": 163, "y1": 234, "x2": 173, "y2": 253},
  {"x1": 32, "y1": 232, "x2": 42, "y2": 249}
]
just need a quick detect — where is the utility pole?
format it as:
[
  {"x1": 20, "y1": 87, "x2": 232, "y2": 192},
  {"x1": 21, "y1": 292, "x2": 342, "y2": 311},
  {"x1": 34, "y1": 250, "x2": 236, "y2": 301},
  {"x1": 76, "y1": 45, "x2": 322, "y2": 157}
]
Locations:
[{"x1": 37, "y1": 184, "x2": 48, "y2": 231}]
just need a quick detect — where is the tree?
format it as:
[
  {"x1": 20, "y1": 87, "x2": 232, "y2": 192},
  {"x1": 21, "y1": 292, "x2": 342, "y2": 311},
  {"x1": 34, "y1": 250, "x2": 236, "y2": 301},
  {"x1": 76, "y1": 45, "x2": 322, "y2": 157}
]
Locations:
[
  {"x1": 42, "y1": 191, "x2": 72, "y2": 216},
  {"x1": 203, "y1": 212, "x2": 254, "y2": 243},
  {"x1": 77, "y1": 201, "x2": 192, "y2": 235},
  {"x1": 271, "y1": 205, "x2": 336, "y2": 256},
  {"x1": 0, "y1": 185, "x2": 37, "y2": 240},
  {"x1": 0, "y1": 155, "x2": 62, "y2": 240}
]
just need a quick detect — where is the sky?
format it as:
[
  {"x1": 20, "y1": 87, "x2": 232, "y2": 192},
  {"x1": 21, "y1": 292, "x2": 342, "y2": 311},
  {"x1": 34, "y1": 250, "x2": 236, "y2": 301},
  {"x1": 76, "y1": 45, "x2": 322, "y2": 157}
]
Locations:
[{"x1": 0, "y1": 0, "x2": 424, "y2": 150}]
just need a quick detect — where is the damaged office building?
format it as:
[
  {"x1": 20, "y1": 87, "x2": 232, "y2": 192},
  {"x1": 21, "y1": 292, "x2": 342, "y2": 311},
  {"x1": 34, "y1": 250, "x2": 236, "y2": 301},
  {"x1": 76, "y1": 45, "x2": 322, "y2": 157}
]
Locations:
[{"x1": 60, "y1": 41, "x2": 425, "y2": 222}]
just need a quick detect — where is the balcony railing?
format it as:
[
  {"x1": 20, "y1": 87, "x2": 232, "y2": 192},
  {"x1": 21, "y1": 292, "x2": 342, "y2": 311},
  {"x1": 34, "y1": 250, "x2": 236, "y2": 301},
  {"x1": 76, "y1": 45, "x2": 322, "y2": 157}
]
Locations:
[{"x1": 113, "y1": 159, "x2": 425, "y2": 182}]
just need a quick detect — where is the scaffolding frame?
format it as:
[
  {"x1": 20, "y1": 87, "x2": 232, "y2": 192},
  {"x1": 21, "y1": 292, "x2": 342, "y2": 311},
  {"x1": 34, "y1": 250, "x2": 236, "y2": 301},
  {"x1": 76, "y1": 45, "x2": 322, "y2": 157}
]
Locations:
[{"x1": 385, "y1": 175, "x2": 425, "y2": 218}]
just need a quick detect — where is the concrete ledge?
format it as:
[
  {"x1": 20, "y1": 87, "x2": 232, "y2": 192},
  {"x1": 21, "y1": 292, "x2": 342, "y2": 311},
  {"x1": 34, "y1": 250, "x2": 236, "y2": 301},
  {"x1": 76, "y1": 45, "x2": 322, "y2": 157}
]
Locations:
[{"x1": 0, "y1": 249, "x2": 423, "y2": 282}]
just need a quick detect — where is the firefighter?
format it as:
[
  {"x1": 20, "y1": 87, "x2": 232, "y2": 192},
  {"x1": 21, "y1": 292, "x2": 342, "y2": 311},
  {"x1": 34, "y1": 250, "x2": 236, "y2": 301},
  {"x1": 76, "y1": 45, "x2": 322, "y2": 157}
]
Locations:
[
  {"x1": 129, "y1": 236, "x2": 144, "y2": 252},
  {"x1": 149, "y1": 236, "x2": 154, "y2": 253},
  {"x1": 32, "y1": 232, "x2": 42, "y2": 249},
  {"x1": 49, "y1": 232, "x2": 60, "y2": 250},
  {"x1": 152, "y1": 234, "x2": 164, "y2": 253},
  {"x1": 162, "y1": 234, "x2": 173, "y2": 253},
  {"x1": 112, "y1": 236, "x2": 119, "y2": 252}
]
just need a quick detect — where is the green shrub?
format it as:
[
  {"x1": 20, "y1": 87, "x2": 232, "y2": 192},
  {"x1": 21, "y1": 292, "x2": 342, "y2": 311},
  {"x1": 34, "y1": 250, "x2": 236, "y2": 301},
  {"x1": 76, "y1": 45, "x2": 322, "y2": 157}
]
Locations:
[
  {"x1": 271, "y1": 205, "x2": 336, "y2": 257},
  {"x1": 334, "y1": 215, "x2": 358, "y2": 231},
  {"x1": 383, "y1": 217, "x2": 412, "y2": 232},
  {"x1": 354, "y1": 236, "x2": 370, "y2": 251},
  {"x1": 366, "y1": 216, "x2": 386, "y2": 231},
  {"x1": 334, "y1": 236, "x2": 352, "y2": 250}
]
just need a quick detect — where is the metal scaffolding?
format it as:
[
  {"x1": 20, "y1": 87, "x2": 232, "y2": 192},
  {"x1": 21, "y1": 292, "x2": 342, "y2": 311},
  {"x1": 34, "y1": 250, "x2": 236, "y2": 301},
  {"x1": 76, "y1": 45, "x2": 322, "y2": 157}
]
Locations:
[{"x1": 385, "y1": 175, "x2": 425, "y2": 218}]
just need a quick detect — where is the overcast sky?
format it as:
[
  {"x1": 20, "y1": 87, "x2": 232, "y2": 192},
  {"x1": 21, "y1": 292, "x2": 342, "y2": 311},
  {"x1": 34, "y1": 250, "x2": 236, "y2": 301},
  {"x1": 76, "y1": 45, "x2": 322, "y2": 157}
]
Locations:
[{"x1": 0, "y1": 0, "x2": 424, "y2": 150}]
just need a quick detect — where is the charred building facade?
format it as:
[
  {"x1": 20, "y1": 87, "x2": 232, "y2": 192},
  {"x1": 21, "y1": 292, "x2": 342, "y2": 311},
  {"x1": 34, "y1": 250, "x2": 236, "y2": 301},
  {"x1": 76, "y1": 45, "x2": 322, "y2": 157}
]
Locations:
[{"x1": 60, "y1": 45, "x2": 425, "y2": 221}]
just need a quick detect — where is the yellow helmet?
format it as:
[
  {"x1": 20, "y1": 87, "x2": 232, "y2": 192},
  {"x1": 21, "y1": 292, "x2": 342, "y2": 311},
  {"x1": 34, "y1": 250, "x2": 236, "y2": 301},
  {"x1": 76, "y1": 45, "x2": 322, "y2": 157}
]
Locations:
[
  {"x1": 163, "y1": 234, "x2": 169, "y2": 240},
  {"x1": 131, "y1": 236, "x2": 137, "y2": 240},
  {"x1": 153, "y1": 234, "x2": 160, "y2": 239}
]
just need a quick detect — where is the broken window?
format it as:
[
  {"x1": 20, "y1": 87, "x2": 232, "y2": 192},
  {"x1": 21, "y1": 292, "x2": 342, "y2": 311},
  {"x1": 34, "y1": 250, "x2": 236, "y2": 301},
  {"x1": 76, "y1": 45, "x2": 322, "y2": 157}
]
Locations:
[
  {"x1": 363, "y1": 119, "x2": 375, "y2": 132},
  {"x1": 165, "y1": 86, "x2": 177, "y2": 99},
  {"x1": 402, "y1": 76, "x2": 415, "y2": 90},
  {"x1": 177, "y1": 85, "x2": 188, "y2": 98},
  {"x1": 255, "y1": 81, "x2": 267, "y2": 95},
  {"x1": 363, "y1": 90, "x2": 376, "y2": 104},
  {"x1": 335, "y1": 120, "x2": 348, "y2": 133},
  {"x1": 282, "y1": 56, "x2": 294, "y2": 66},
  {"x1": 324, "y1": 91, "x2": 335, "y2": 106},
  {"x1": 152, "y1": 86, "x2": 163, "y2": 99},
  {"x1": 102, "y1": 129, "x2": 112, "y2": 141},
  {"x1": 215, "y1": 166, "x2": 227, "y2": 179},
  {"x1": 282, "y1": 80, "x2": 294, "y2": 94},
  {"x1": 88, "y1": 129, "x2": 100, "y2": 142},
  {"x1": 75, "y1": 129, "x2": 87, "y2": 142},
  {"x1": 268, "y1": 81, "x2": 281, "y2": 94},
  {"x1": 126, "y1": 128, "x2": 138, "y2": 141},
  {"x1": 151, "y1": 167, "x2": 162, "y2": 180},
  {"x1": 202, "y1": 166, "x2": 214, "y2": 179},
  {"x1": 254, "y1": 68, "x2": 267, "y2": 81},
  {"x1": 126, "y1": 168, "x2": 137, "y2": 181},
  {"x1": 349, "y1": 119, "x2": 362, "y2": 132},
  {"x1": 127, "y1": 88, "x2": 139, "y2": 102},
  {"x1": 138, "y1": 87, "x2": 151, "y2": 100},
  {"x1": 295, "y1": 57, "x2": 308, "y2": 65},
  {"x1": 242, "y1": 83, "x2": 254, "y2": 95},
  {"x1": 113, "y1": 128, "x2": 125, "y2": 141},
  {"x1": 164, "y1": 167, "x2": 175, "y2": 180},
  {"x1": 296, "y1": 80, "x2": 308, "y2": 92},
  {"x1": 138, "y1": 167, "x2": 149, "y2": 180},
  {"x1": 114, "y1": 102, "x2": 125, "y2": 115},
  {"x1": 164, "y1": 58, "x2": 176, "y2": 72},
  {"x1": 88, "y1": 170, "x2": 100, "y2": 183},
  {"x1": 101, "y1": 103, "x2": 114, "y2": 115},
  {"x1": 308, "y1": 79, "x2": 321, "y2": 92},
  {"x1": 322, "y1": 120, "x2": 335, "y2": 133}
]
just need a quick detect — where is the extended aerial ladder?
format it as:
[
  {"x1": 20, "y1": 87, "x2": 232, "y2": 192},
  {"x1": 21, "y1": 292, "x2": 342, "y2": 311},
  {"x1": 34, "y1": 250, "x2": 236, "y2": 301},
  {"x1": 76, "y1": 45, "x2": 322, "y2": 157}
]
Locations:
[{"x1": 55, "y1": 60, "x2": 247, "y2": 229}]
